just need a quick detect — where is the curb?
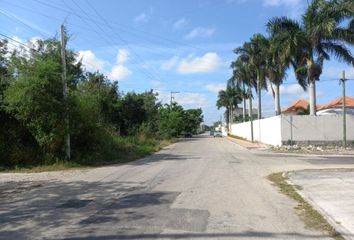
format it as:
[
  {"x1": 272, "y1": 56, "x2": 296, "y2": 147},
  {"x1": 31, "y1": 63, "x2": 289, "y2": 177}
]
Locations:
[{"x1": 285, "y1": 171, "x2": 353, "y2": 240}]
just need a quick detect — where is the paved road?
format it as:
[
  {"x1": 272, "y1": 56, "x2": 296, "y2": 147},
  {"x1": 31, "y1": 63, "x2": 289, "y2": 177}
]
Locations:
[{"x1": 1, "y1": 134, "x2": 354, "y2": 239}]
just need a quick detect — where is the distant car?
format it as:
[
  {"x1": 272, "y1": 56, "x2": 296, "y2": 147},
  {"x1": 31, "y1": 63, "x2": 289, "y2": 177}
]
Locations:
[
  {"x1": 184, "y1": 132, "x2": 193, "y2": 138},
  {"x1": 214, "y1": 131, "x2": 222, "y2": 137}
]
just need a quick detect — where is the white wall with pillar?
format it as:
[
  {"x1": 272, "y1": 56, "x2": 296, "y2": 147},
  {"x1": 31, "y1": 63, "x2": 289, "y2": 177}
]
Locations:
[{"x1": 229, "y1": 115, "x2": 354, "y2": 146}]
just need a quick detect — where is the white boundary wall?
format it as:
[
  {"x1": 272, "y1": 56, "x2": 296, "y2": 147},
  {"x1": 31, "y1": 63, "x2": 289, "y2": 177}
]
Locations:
[
  {"x1": 230, "y1": 116, "x2": 282, "y2": 146},
  {"x1": 230, "y1": 115, "x2": 354, "y2": 146},
  {"x1": 281, "y1": 115, "x2": 354, "y2": 144}
]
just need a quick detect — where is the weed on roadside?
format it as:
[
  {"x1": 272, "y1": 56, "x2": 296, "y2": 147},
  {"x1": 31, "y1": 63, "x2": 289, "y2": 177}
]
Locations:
[{"x1": 267, "y1": 172, "x2": 343, "y2": 240}]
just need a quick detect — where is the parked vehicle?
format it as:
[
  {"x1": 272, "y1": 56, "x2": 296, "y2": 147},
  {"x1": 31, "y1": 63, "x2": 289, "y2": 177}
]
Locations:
[
  {"x1": 214, "y1": 131, "x2": 222, "y2": 137},
  {"x1": 184, "y1": 132, "x2": 193, "y2": 138}
]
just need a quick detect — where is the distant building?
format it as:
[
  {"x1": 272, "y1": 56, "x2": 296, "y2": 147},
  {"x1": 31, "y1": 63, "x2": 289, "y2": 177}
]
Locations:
[
  {"x1": 282, "y1": 99, "x2": 309, "y2": 115},
  {"x1": 317, "y1": 96, "x2": 354, "y2": 115},
  {"x1": 281, "y1": 99, "x2": 321, "y2": 115},
  {"x1": 282, "y1": 97, "x2": 354, "y2": 116},
  {"x1": 232, "y1": 107, "x2": 257, "y2": 117}
]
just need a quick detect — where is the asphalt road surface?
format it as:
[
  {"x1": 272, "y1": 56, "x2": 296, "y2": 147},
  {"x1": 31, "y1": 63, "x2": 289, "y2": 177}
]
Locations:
[{"x1": 1, "y1": 134, "x2": 354, "y2": 240}]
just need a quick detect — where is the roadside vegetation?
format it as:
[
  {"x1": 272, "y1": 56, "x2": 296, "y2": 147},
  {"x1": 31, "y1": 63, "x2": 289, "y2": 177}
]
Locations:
[
  {"x1": 268, "y1": 172, "x2": 343, "y2": 240},
  {"x1": 0, "y1": 36, "x2": 203, "y2": 171},
  {"x1": 218, "y1": 0, "x2": 353, "y2": 124}
]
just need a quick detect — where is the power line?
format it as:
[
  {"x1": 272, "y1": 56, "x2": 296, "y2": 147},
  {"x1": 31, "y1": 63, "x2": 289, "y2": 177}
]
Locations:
[
  {"x1": 0, "y1": 33, "x2": 30, "y2": 49},
  {"x1": 76, "y1": 0, "x2": 166, "y2": 81},
  {"x1": 0, "y1": 8, "x2": 49, "y2": 38},
  {"x1": 64, "y1": 0, "x2": 159, "y2": 82},
  {"x1": 32, "y1": 0, "x2": 205, "y2": 53}
]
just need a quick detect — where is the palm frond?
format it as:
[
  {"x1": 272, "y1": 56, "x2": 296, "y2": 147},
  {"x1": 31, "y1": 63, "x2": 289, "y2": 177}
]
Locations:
[
  {"x1": 322, "y1": 42, "x2": 354, "y2": 66},
  {"x1": 267, "y1": 17, "x2": 302, "y2": 35}
]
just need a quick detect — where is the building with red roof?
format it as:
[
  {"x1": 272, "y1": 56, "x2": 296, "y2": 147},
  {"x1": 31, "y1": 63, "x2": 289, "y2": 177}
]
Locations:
[{"x1": 281, "y1": 99, "x2": 321, "y2": 115}]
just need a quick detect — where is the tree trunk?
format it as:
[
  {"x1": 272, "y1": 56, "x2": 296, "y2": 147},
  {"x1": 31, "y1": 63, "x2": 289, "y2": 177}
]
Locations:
[
  {"x1": 257, "y1": 77, "x2": 261, "y2": 120},
  {"x1": 242, "y1": 82, "x2": 246, "y2": 122},
  {"x1": 309, "y1": 80, "x2": 316, "y2": 116},
  {"x1": 274, "y1": 83, "x2": 281, "y2": 115},
  {"x1": 248, "y1": 97, "x2": 252, "y2": 117},
  {"x1": 248, "y1": 84, "x2": 254, "y2": 142},
  {"x1": 229, "y1": 105, "x2": 232, "y2": 133},
  {"x1": 243, "y1": 100, "x2": 246, "y2": 122}
]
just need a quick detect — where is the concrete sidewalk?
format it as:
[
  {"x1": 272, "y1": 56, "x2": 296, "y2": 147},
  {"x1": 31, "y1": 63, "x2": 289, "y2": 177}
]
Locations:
[
  {"x1": 288, "y1": 169, "x2": 354, "y2": 240},
  {"x1": 226, "y1": 136, "x2": 269, "y2": 149}
]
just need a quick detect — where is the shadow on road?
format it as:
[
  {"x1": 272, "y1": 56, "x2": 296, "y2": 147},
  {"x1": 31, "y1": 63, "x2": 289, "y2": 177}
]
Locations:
[
  {"x1": 0, "y1": 178, "x2": 208, "y2": 239},
  {"x1": 56, "y1": 231, "x2": 331, "y2": 239},
  {"x1": 127, "y1": 152, "x2": 200, "y2": 166}
]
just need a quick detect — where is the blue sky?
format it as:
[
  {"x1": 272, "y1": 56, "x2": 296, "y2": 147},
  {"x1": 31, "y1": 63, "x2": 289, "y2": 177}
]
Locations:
[{"x1": 1, "y1": 0, "x2": 353, "y2": 124}]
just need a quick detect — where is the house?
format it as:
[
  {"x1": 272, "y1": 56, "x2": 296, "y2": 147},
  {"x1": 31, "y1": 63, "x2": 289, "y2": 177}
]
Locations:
[
  {"x1": 282, "y1": 99, "x2": 322, "y2": 115},
  {"x1": 232, "y1": 107, "x2": 257, "y2": 118},
  {"x1": 282, "y1": 99, "x2": 310, "y2": 115},
  {"x1": 317, "y1": 97, "x2": 354, "y2": 115}
]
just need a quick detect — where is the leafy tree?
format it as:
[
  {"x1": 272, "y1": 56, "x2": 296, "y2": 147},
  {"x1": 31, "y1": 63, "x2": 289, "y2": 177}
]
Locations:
[
  {"x1": 4, "y1": 38, "x2": 82, "y2": 158},
  {"x1": 139, "y1": 90, "x2": 161, "y2": 137},
  {"x1": 183, "y1": 108, "x2": 203, "y2": 134},
  {"x1": 118, "y1": 92, "x2": 146, "y2": 135},
  {"x1": 158, "y1": 103, "x2": 184, "y2": 138}
]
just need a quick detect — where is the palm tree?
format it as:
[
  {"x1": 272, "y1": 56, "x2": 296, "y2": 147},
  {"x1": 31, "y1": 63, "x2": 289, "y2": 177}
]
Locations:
[
  {"x1": 267, "y1": 0, "x2": 354, "y2": 115},
  {"x1": 229, "y1": 56, "x2": 257, "y2": 141},
  {"x1": 265, "y1": 34, "x2": 298, "y2": 115},
  {"x1": 216, "y1": 85, "x2": 242, "y2": 131},
  {"x1": 234, "y1": 34, "x2": 269, "y2": 119},
  {"x1": 230, "y1": 57, "x2": 255, "y2": 121}
]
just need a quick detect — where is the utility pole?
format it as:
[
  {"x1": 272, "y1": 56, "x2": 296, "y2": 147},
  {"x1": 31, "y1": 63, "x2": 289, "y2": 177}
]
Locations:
[
  {"x1": 341, "y1": 70, "x2": 347, "y2": 148},
  {"x1": 61, "y1": 24, "x2": 70, "y2": 160},
  {"x1": 170, "y1": 91, "x2": 179, "y2": 111}
]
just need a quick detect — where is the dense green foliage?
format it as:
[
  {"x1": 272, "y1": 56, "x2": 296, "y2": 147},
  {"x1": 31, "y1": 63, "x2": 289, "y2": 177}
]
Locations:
[{"x1": 0, "y1": 37, "x2": 203, "y2": 169}]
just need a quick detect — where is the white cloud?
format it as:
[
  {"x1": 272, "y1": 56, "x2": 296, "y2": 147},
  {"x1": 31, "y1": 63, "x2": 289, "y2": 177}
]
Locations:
[
  {"x1": 77, "y1": 50, "x2": 105, "y2": 72},
  {"x1": 133, "y1": 13, "x2": 148, "y2": 23},
  {"x1": 267, "y1": 83, "x2": 325, "y2": 104},
  {"x1": 160, "y1": 56, "x2": 179, "y2": 70},
  {"x1": 6, "y1": 36, "x2": 25, "y2": 53},
  {"x1": 150, "y1": 80, "x2": 164, "y2": 88},
  {"x1": 205, "y1": 83, "x2": 225, "y2": 93},
  {"x1": 280, "y1": 84, "x2": 304, "y2": 95},
  {"x1": 108, "y1": 49, "x2": 131, "y2": 81},
  {"x1": 173, "y1": 18, "x2": 187, "y2": 29},
  {"x1": 116, "y1": 49, "x2": 129, "y2": 64},
  {"x1": 322, "y1": 66, "x2": 354, "y2": 79},
  {"x1": 108, "y1": 65, "x2": 131, "y2": 81},
  {"x1": 5, "y1": 36, "x2": 42, "y2": 55},
  {"x1": 267, "y1": 83, "x2": 307, "y2": 98},
  {"x1": 177, "y1": 93, "x2": 210, "y2": 108},
  {"x1": 184, "y1": 27, "x2": 215, "y2": 40},
  {"x1": 177, "y1": 52, "x2": 221, "y2": 74},
  {"x1": 262, "y1": 0, "x2": 304, "y2": 18},
  {"x1": 156, "y1": 91, "x2": 209, "y2": 109}
]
